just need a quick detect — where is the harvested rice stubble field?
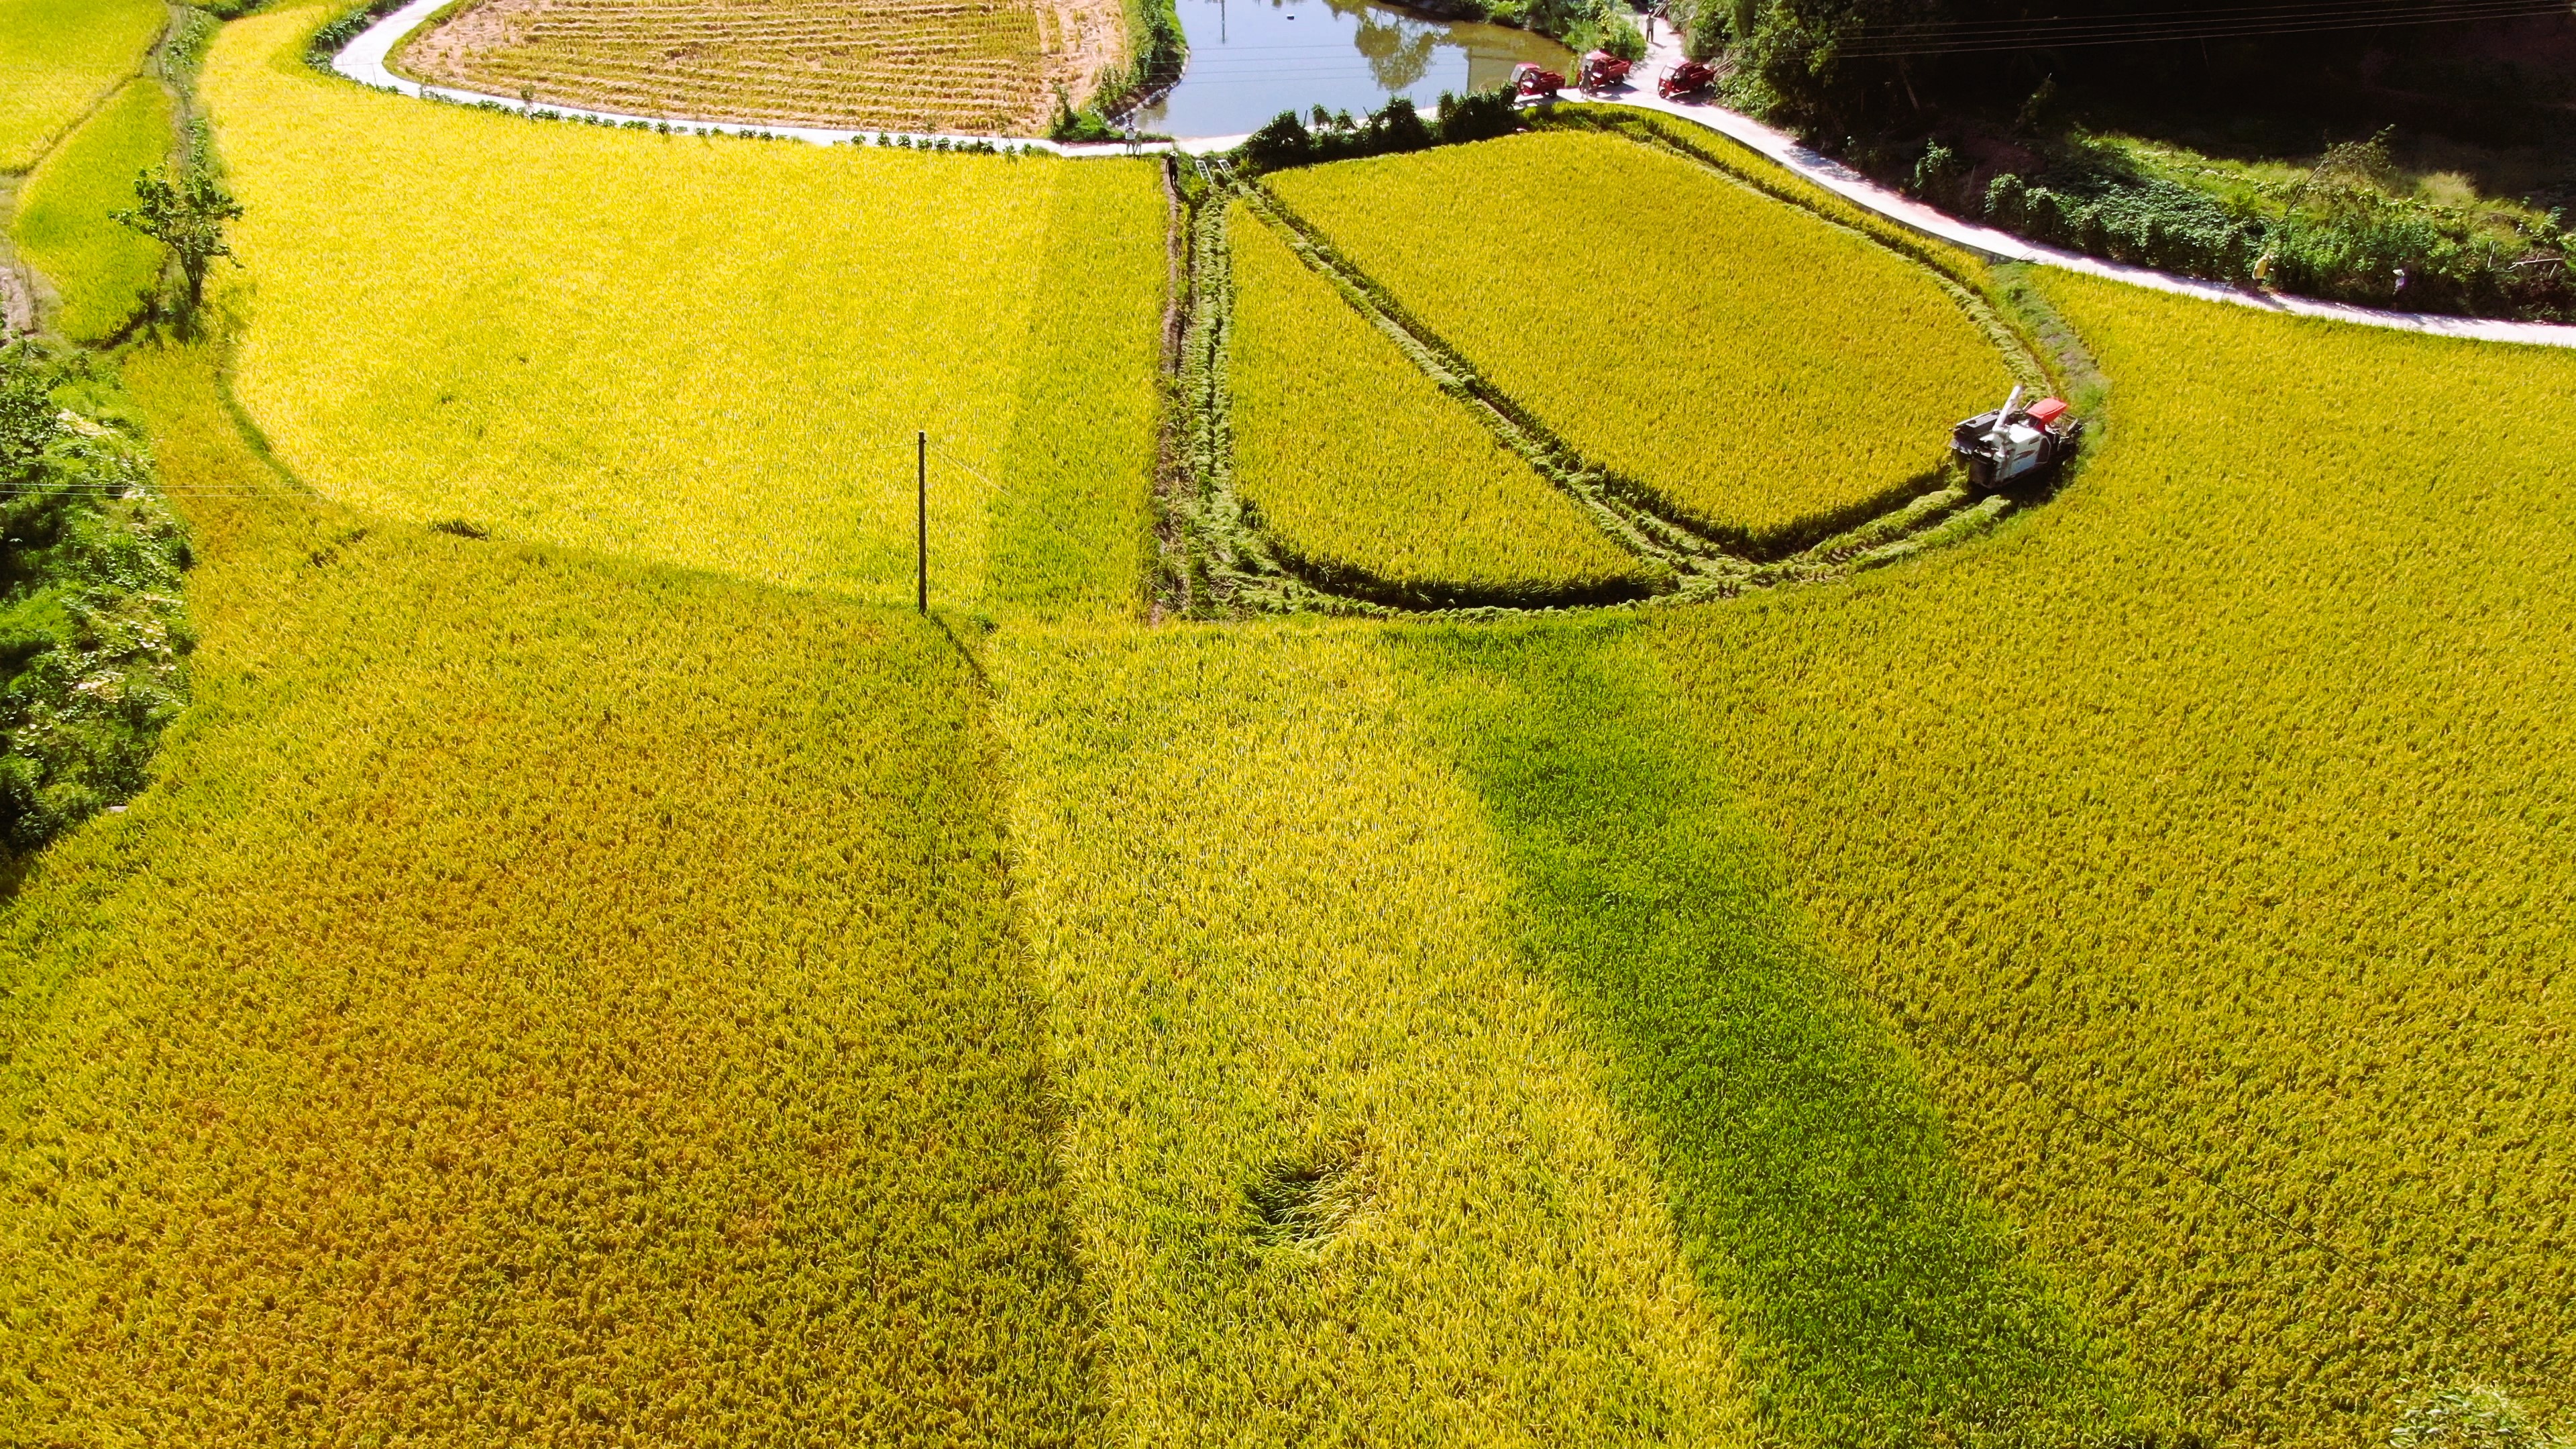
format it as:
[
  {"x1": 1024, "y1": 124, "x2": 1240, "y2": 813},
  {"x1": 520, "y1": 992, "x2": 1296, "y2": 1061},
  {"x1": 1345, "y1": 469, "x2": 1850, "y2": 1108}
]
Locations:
[
  {"x1": 1267, "y1": 129, "x2": 2017, "y2": 550},
  {"x1": 394, "y1": 0, "x2": 1093, "y2": 136},
  {"x1": 0, "y1": 343, "x2": 1101, "y2": 1445},
  {"x1": 1226, "y1": 202, "x2": 1655, "y2": 606},
  {"x1": 1654, "y1": 270, "x2": 2576, "y2": 1446},
  {"x1": 209, "y1": 4, "x2": 1165, "y2": 615},
  {"x1": 0, "y1": 0, "x2": 167, "y2": 171}
]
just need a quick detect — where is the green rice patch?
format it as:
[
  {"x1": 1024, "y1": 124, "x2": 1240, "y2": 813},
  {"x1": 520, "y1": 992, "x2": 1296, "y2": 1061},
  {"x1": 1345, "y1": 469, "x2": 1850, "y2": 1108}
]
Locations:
[{"x1": 12, "y1": 78, "x2": 172, "y2": 341}]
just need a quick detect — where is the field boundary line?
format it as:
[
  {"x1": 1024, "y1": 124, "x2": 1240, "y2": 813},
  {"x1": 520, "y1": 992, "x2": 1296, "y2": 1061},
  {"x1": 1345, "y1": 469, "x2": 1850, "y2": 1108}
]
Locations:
[{"x1": 1229, "y1": 162, "x2": 2029, "y2": 590}]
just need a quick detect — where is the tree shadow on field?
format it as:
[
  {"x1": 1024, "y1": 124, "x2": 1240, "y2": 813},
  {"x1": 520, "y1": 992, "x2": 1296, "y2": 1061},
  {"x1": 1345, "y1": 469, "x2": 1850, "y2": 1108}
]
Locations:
[{"x1": 1387, "y1": 617, "x2": 2175, "y2": 1449}]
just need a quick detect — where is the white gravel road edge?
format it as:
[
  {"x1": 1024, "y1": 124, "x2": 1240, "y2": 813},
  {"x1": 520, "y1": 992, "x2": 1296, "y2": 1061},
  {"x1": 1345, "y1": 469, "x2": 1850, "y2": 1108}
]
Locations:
[{"x1": 329, "y1": 0, "x2": 2576, "y2": 348}]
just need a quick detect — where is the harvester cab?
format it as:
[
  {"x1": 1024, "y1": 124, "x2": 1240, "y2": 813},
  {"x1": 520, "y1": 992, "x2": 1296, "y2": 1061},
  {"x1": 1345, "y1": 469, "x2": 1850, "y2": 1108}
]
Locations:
[
  {"x1": 1578, "y1": 50, "x2": 1632, "y2": 93},
  {"x1": 1511, "y1": 62, "x2": 1564, "y2": 99},
  {"x1": 1951, "y1": 385, "x2": 2083, "y2": 490}
]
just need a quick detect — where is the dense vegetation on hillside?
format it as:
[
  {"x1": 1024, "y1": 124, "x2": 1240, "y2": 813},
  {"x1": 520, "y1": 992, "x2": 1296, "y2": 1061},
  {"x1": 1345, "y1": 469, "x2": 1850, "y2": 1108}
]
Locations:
[
  {"x1": 0, "y1": 345, "x2": 189, "y2": 856},
  {"x1": 1687, "y1": 0, "x2": 2576, "y2": 320}
]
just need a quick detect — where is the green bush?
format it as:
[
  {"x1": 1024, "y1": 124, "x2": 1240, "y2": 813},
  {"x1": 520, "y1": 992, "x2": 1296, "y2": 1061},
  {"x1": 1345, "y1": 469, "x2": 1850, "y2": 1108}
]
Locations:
[
  {"x1": 0, "y1": 343, "x2": 192, "y2": 853},
  {"x1": 1239, "y1": 91, "x2": 1522, "y2": 172},
  {"x1": 1976, "y1": 141, "x2": 2574, "y2": 321}
]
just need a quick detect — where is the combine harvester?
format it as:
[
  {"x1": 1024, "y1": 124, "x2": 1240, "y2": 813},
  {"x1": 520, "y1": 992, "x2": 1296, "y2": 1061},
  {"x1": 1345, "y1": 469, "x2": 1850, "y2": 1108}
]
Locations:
[{"x1": 1951, "y1": 386, "x2": 2084, "y2": 489}]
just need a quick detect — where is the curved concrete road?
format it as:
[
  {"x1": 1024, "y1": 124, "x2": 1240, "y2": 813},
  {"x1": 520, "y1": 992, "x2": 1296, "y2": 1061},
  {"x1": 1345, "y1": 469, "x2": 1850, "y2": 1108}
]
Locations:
[{"x1": 333, "y1": 0, "x2": 2575, "y2": 347}]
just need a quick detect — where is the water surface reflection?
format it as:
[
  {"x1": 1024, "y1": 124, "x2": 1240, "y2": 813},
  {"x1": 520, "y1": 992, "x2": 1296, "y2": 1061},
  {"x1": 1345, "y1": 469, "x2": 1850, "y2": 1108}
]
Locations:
[{"x1": 1135, "y1": 0, "x2": 1574, "y2": 139}]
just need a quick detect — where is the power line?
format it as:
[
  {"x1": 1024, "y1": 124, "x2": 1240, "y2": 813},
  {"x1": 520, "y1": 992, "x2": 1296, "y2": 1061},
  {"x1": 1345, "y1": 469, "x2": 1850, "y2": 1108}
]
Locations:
[
  {"x1": 1849, "y1": 0, "x2": 2563, "y2": 37},
  {"x1": 1835, "y1": 0, "x2": 2569, "y2": 54}
]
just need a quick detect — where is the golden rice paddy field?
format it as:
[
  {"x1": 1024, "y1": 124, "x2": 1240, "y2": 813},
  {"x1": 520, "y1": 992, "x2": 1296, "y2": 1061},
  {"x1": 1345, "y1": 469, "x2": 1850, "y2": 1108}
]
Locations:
[
  {"x1": 5, "y1": 4, "x2": 2576, "y2": 1443},
  {"x1": 1266, "y1": 129, "x2": 2018, "y2": 551},
  {"x1": 1225, "y1": 201, "x2": 1654, "y2": 606},
  {"x1": 0, "y1": 345, "x2": 1099, "y2": 1444},
  {"x1": 208, "y1": 4, "x2": 1165, "y2": 615},
  {"x1": 0, "y1": 0, "x2": 166, "y2": 172},
  {"x1": 392, "y1": 0, "x2": 1114, "y2": 136},
  {"x1": 1653, "y1": 270, "x2": 2576, "y2": 1443}
]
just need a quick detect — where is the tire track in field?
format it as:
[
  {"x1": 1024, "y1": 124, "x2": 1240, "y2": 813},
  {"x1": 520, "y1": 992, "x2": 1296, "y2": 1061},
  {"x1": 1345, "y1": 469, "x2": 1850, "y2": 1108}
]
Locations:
[{"x1": 1157, "y1": 151, "x2": 2078, "y2": 619}]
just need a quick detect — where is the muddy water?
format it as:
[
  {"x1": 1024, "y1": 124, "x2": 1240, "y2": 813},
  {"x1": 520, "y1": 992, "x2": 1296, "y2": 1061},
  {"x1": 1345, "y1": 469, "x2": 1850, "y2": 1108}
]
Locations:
[{"x1": 1133, "y1": 0, "x2": 1573, "y2": 140}]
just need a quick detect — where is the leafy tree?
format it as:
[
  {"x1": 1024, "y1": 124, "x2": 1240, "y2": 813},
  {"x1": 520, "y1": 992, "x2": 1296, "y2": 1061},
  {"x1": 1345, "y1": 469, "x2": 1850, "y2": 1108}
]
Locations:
[{"x1": 111, "y1": 144, "x2": 243, "y2": 319}]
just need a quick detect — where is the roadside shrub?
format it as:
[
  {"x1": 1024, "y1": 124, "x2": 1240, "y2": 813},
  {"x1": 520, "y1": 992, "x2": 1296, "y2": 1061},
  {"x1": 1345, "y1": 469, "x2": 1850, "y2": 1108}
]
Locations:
[
  {"x1": 1436, "y1": 87, "x2": 1522, "y2": 146},
  {"x1": 1240, "y1": 92, "x2": 1519, "y2": 172},
  {"x1": 1976, "y1": 145, "x2": 2573, "y2": 321}
]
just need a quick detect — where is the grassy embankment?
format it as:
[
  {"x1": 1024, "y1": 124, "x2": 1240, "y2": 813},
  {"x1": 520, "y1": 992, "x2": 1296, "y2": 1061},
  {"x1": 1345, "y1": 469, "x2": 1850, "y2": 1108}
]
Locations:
[
  {"x1": 206, "y1": 4, "x2": 1163, "y2": 615},
  {"x1": 1269, "y1": 129, "x2": 2017, "y2": 551},
  {"x1": 0, "y1": 0, "x2": 166, "y2": 173},
  {"x1": 11, "y1": 78, "x2": 174, "y2": 341},
  {"x1": 1226, "y1": 203, "x2": 1653, "y2": 607},
  {"x1": 1652, "y1": 271, "x2": 2576, "y2": 1445}
]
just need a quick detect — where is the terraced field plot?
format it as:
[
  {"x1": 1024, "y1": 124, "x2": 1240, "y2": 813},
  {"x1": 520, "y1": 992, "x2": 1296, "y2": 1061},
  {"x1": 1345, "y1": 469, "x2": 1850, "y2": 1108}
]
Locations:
[
  {"x1": 1267, "y1": 129, "x2": 2017, "y2": 550},
  {"x1": 395, "y1": 0, "x2": 1111, "y2": 135},
  {"x1": 1227, "y1": 201, "x2": 1654, "y2": 607},
  {"x1": 0, "y1": 345, "x2": 1098, "y2": 1444},
  {"x1": 209, "y1": 5, "x2": 1165, "y2": 614},
  {"x1": 10, "y1": 76, "x2": 172, "y2": 341},
  {"x1": 0, "y1": 0, "x2": 166, "y2": 170}
]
